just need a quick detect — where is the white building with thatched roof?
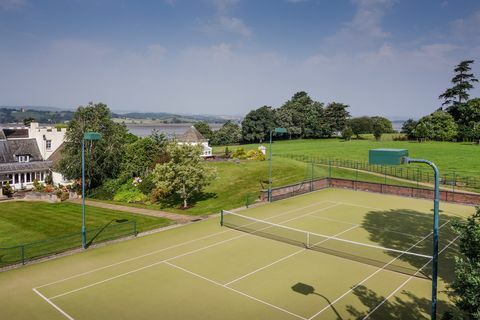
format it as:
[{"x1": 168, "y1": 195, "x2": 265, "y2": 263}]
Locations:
[{"x1": 177, "y1": 126, "x2": 213, "y2": 158}]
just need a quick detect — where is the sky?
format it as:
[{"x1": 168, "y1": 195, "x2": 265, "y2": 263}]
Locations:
[{"x1": 0, "y1": 0, "x2": 479, "y2": 118}]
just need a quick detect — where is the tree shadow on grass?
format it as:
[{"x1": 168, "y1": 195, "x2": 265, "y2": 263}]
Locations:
[
  {"x1": 345, "y1": 285, "x2": 460, "y2": 320},
  {"x1": 360, "y1": 209, "x2": 459, "y2": 284},
  {"x1": 157, "y1": 192, "x2": 217, "y2": 209}
]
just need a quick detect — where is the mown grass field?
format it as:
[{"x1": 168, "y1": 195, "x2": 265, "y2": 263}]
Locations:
[
  {"x1": 213, "y1": 137, "x2": 480, "y2": 175},
  {"x1": 0, "y1": 202, "x2": 174, "y2": 247}
]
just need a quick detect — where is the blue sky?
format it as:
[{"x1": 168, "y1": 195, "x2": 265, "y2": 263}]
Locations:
[{"x1": 1, "y1": 0, "x2": 479, "y2": 117}]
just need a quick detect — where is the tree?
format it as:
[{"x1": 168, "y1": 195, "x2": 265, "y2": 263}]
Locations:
[
  {"x1": 121, "y1": 135, "x2": 168, "y2": 179},
  {"x1": 341, "y1": 127, "x2": 353, "y2": 141},
  {"x1": 194, "y1": 121, "x2": 213, "y2": 140},
  {"x1": 401, "y1": 119, "x2": 418, "y2": 139},
  {"x1": 452, "y1": 99, "x2": 480, "y2": 141},
  {"x1": 448, "y1": 208, "x2": 480, "y2": 319},
  {"x1": 324, "y1": 102, "x2": 350, "y2": 136},
  {"x1": 152, "y1": 144, "x2": 216, "y2": 208},
  {"x1": 241, "y1": 106, "x2": 276, "y2": 143},
  {"x1": 371, "y1": 116, "x2": 394, "y2": 133},
  {"x1": 415, "y1": 111, "x2": 458, "y2": 141},
  {"x1": 58, "y1": 102, "x2": 128, "y2": 189},
  {"x1": 440, "y1": 60, "x2": 478, "y2": 107},
  {"x1": 348, "y1": 117, "x2": 374, "y2": 138},
  {"x1": 23, "y1": 117, "x2": 36, "y2": 126},
  {"x1": 210, "y1": 121, "x2": 241, "y2": 145}
]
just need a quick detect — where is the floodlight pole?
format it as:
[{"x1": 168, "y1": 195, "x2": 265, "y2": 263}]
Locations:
[
  {"x1": 404, "y1": 157, "x2": 440, "y2": 320},
  {"x1": 268, "y1": 130, "x2": 273, "y2": 202},
  {"x1": 81, "y1": 137, "x2": 86, "y2": 249}
]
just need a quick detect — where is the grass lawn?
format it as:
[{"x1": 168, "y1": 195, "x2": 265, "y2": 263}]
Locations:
[
  {"x1": 213, "y1": 137, "x2": 480, "y2": 175},
  {"x1": 96, "y1": 157, "x2": 419, "y2": 215},
  {"x1": 0, "y1": 201, "x2": 174, "y2": 248}
]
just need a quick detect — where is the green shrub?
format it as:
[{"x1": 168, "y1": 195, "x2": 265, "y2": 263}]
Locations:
[
  {"x1": 113, "y1": 182, "x2": 148, "y2": 203},
  {"x1": 246, "y1": 149, "x2": 266, "y2": 161},
  {"x1": 232, "y1": 147, "x2": 247, "y2": 159},
  {"x1": 89, "y1": 178, "x2": 122, "y2": 200},
  {"x1": 2, "y1": 182, "x2": 13, "y2": 198},
  {"x1": 138, "y1": 175, "x2": 155, "y2": 195},
  {"x1": 341, "y1": 127, "x2": 353, "y2": 141},
  {"x1": 33, "y1": 179, "x2": 45, "y2": 192}
]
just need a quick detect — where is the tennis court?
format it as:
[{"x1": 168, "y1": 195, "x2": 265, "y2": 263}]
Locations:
[{"x1": 0, "y1": 188, "x2": 475, "y2": 320}]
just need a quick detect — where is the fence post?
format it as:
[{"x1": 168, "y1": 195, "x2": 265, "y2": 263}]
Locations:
[
  {"x1": 220, "y1": 210, "x2": 224, "y2": 226},
  {"x1": 453, "y1": 172, "x2": 456, "y2": 193},
  {"x1": 245, "y1": 194, "x2": 249, "y2": 208},
  {"x1": 21, "y1": 245, "x2": 25, "y2": 265},
  {"x1": 310, "y1": 162, "x2": 314, "y2": 192},
  {"x1": 133, "y1": 221, "x2": 137, "y2": 236}
]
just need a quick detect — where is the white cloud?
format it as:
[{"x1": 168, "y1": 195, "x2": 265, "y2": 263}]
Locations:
[
  {"x1": 450, "y1": 10, "x2": 480, "y2": 43},
  {"x1": 0, "y1": 0, "x2": 27, "y2": 10}
]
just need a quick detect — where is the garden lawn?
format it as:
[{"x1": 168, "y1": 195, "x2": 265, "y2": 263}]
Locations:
[
  {"x1": 0, "y1": 201, "x2": 174, "y2": 247},
  {"x1": 213, "y1": 138, "x2": 480, "y2": 176}
]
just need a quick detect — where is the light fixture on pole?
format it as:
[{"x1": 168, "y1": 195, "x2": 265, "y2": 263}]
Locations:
[
  {"x1": 82, "y1": 132, "x2": 102, "y2": 249},
  {"x1": 369, "y1": 148, "x2": 440, "y2": 320},
  {"x1": 268, "y1": 127, "x2": 287, "y2": 202}
]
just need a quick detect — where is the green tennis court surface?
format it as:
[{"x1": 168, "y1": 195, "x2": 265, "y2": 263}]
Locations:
[{"x1": 0, "y1": 188, "x2": 475, "y2": 320}]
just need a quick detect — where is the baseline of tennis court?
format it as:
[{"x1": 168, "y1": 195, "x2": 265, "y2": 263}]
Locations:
[{"x1": 1, "y1": 188, "x2": 474, "y2": 320}]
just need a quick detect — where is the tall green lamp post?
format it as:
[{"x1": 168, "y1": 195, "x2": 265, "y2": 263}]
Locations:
[
  {"x1": 268, "y1": 127, "x2": 287, "y2": 202},
  {"x1": 82, "y1": 132, "x2": 102, "y2": 249},
  {"x1": 369, "y1": 148, "x2": 440, "y2": 320}
]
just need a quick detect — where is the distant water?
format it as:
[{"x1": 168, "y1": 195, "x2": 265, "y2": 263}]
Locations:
[{"x1": 126, "y1": 123, "x2": 222, "y2": 137}]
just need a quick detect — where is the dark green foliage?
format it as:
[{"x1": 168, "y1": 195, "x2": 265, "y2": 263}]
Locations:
[
  {"x1": 401, "y1": 119, "x2": 418, "y2": 139},
  {"x1": 121, "y1": 134, "x2": 168, "y2": 179},
  {"x1": 194, "y1": 121, "x2": 213, "y2": 140},
  {"x1": 241, "y1": 106, "x2": 276, "y2": 143},
  {"x1": 440, "y1": 60, "x2": 478, "y2": 107},
  {"x1": 57, "y1": 102, "x2": 128, "y2": 189},
  {"x1": 341, "y1": 127, "x2": 353, "y2": 141},
  {"x1": 44, "y1": 172, "x2": 53, "y2": 185},
  {"x1": 324, "y1": 102, "x2": 350, "y2": 136},
  {"x1": 210, "y1": 121, "x2": 241, "y2": 145},
  {"x1": 448, "y1": 208, "x2": 480, "y2": 319},
  {"x1": 414, "y1": 111, "x2": 458, "y2": 141},
  {"x1": 2, "y1": 182, "x2": 13, "y2": 198},
  {"x1": 138, "y1": 175, "x2": 156, "y2": 195},
  {"x1": 224, "y1": 147, "x2": 232, "y2": 158},
  {"x1": 348, "y1": 116, "x2": 374, "y2": 138},
  {"x1": 23, "y1": 117, "x2": 36, "y2": 126}
]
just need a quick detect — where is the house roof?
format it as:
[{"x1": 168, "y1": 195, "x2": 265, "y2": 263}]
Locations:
[
  {"x1": 178, "y1": 126, "x2": 207, "y2": 143},
  {"x1": 2, "y1": 128, "x2": 29, "y2": 139},
  {"x1": 0, "y1": 161, "x2": 52, "y2": 174},
  {"x1": 47, "y1": 142, "x2": 64, "y2": 166},
  {"x1": 0, "y1": 139, "x2": 43, "y2": 163}
]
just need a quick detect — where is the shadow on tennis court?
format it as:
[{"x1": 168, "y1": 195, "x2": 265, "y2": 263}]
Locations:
[
  {"x1": 345, "y1": 285, "x2": 459, "y2": 320},
  {"x1": 361, "y1": 209, "x2": 458, "y2": 284},
  {"x1": 291, "y1": 282, "x2": 344, "y2": 320},
  {"x1": 85, "y1": 219, "x2": 125, "y2": 248}
]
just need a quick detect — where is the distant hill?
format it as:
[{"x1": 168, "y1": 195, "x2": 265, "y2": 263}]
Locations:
[{"x1": 0, "y1": 107, "x2": 235, "y2": 125}]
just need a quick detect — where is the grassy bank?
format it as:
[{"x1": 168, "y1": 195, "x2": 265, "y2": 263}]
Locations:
[{"x1": 0, "y1": 202, "x2": 173, "y2": 248}]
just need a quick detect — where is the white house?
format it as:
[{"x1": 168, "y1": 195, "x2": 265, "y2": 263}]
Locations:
[
  {"x1": 0, "y1": 122, "x2": 68, "y2": 190},
  {"x1": 177, "y1": 126, "x2": 213, "y2": 158}
]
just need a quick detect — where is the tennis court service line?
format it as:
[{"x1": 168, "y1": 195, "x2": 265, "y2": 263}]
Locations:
[
  {"x1": 32, "y1": 288, "x2": 75, "y2": 320},
  {"x1": 224, "y1": 224, "x2": 360, "y2": 286},
  {"x1": 164, "y1": 261, "x2": 307, "y2": 320},
  {"x1": 361, "y1": 235, "x2": 460, "y2": 320},
  {"x1": 46, "y1": 203, "x2": 341, "y2": 300},
  {"x1": 35, "y1": 200, "x2": 333, "y2": 290},
  {"x1": 307, "y1": 219, "x2": 452, "y2": 320}
]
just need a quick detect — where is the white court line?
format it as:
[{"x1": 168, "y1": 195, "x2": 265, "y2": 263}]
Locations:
[
  {"x1": 306, "y1": 214, "x2": 425, "y2": 239},
  {"x1": 32, "y1": 288, "x2": 75, "y2": 320},
  {"x1": 47, "y1": 203, "x2": 341, "y2": 300},
  {"x1": 307, "y1": 219, "x2": 452, "y2": 320},
  {"x1": 362, "y1": 236, "x2": 460, "y2": 320},
  {"x1": 164, "y1": 261, "x2": 307, "y2": 320},
  {"x1": 36, "y1": 200, "x2": 333, "y2": 290},
  {"x1": 224, "y1": 224, "x2": 360, "y2": 286}
]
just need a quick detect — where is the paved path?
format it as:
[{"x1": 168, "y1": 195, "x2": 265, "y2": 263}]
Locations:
[{"x1": 70, "y1": 199, "x2": 202, "y2": 224}]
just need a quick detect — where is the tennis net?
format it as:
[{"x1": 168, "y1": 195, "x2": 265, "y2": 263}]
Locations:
[{"x1": 220, "y1": 210, "x2": 433, "y2": 278}]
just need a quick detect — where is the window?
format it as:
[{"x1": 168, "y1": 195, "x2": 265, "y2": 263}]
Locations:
[
  {"x1": 46, "y1": 140, "x2": 52, "y2": 151},
  {"x1": 18, "y1": 155, "x2": 30, "y2": 163}
]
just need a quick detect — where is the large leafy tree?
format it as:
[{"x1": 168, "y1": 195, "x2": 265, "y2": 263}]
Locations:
[
  {"x1": 414, "y1": 111, "x2": 458, "y2": 141},
  {"x1": 121, "y1": 133, "x2": 168, "y2": 179},
  {"x1": 58, "y1": 102, "x2": 128, "y2": 188},
  {"x1": 448, "y1": 208, "x2": 480, "y2": 319},
  {"x1": 241, "y1": 106, "x2": 276, "y2": 143},
  {"x1": 210, "y1": 121, "x2": 241, "y2": 145},
  {"x1": 440, "y1": 60, "x2": 478, "y2": 120},
  {"x1": 324, "y1": 102, "x2": 350, "y2": 136},
  {"x1": 152, "y1": 144, "x2": 216, "y2": 208},
  {"x1": 452, "y1": 98, "x2": 480, "y2": 142},
  {"x1": 401, "y1": 119, "x2": 418, "y2": 139},
  {"x1": 348, "y1": 116, "x2": 374, "y2": 138}
]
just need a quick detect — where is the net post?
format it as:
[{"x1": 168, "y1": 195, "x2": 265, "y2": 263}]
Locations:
[
  {"x1": 220, "y1": 210, "x2": 224, "y2": 226},
  {"x1": 133, "y1": 221, "x2": 137, "y2": 236}
]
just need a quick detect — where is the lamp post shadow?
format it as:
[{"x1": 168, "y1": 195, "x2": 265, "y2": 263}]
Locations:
[{"x1": 291, "y1": 282, "x2": 344, "y2": 320}]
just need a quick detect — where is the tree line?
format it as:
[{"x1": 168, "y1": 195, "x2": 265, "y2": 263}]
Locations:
[{"x1": 401, "y1": 60, "x2": 479, "y2": 142}]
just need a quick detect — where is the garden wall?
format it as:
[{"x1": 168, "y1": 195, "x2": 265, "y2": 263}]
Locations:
[{"x1": 261, "y1": 178, "x2": 480, "y2": 205}]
